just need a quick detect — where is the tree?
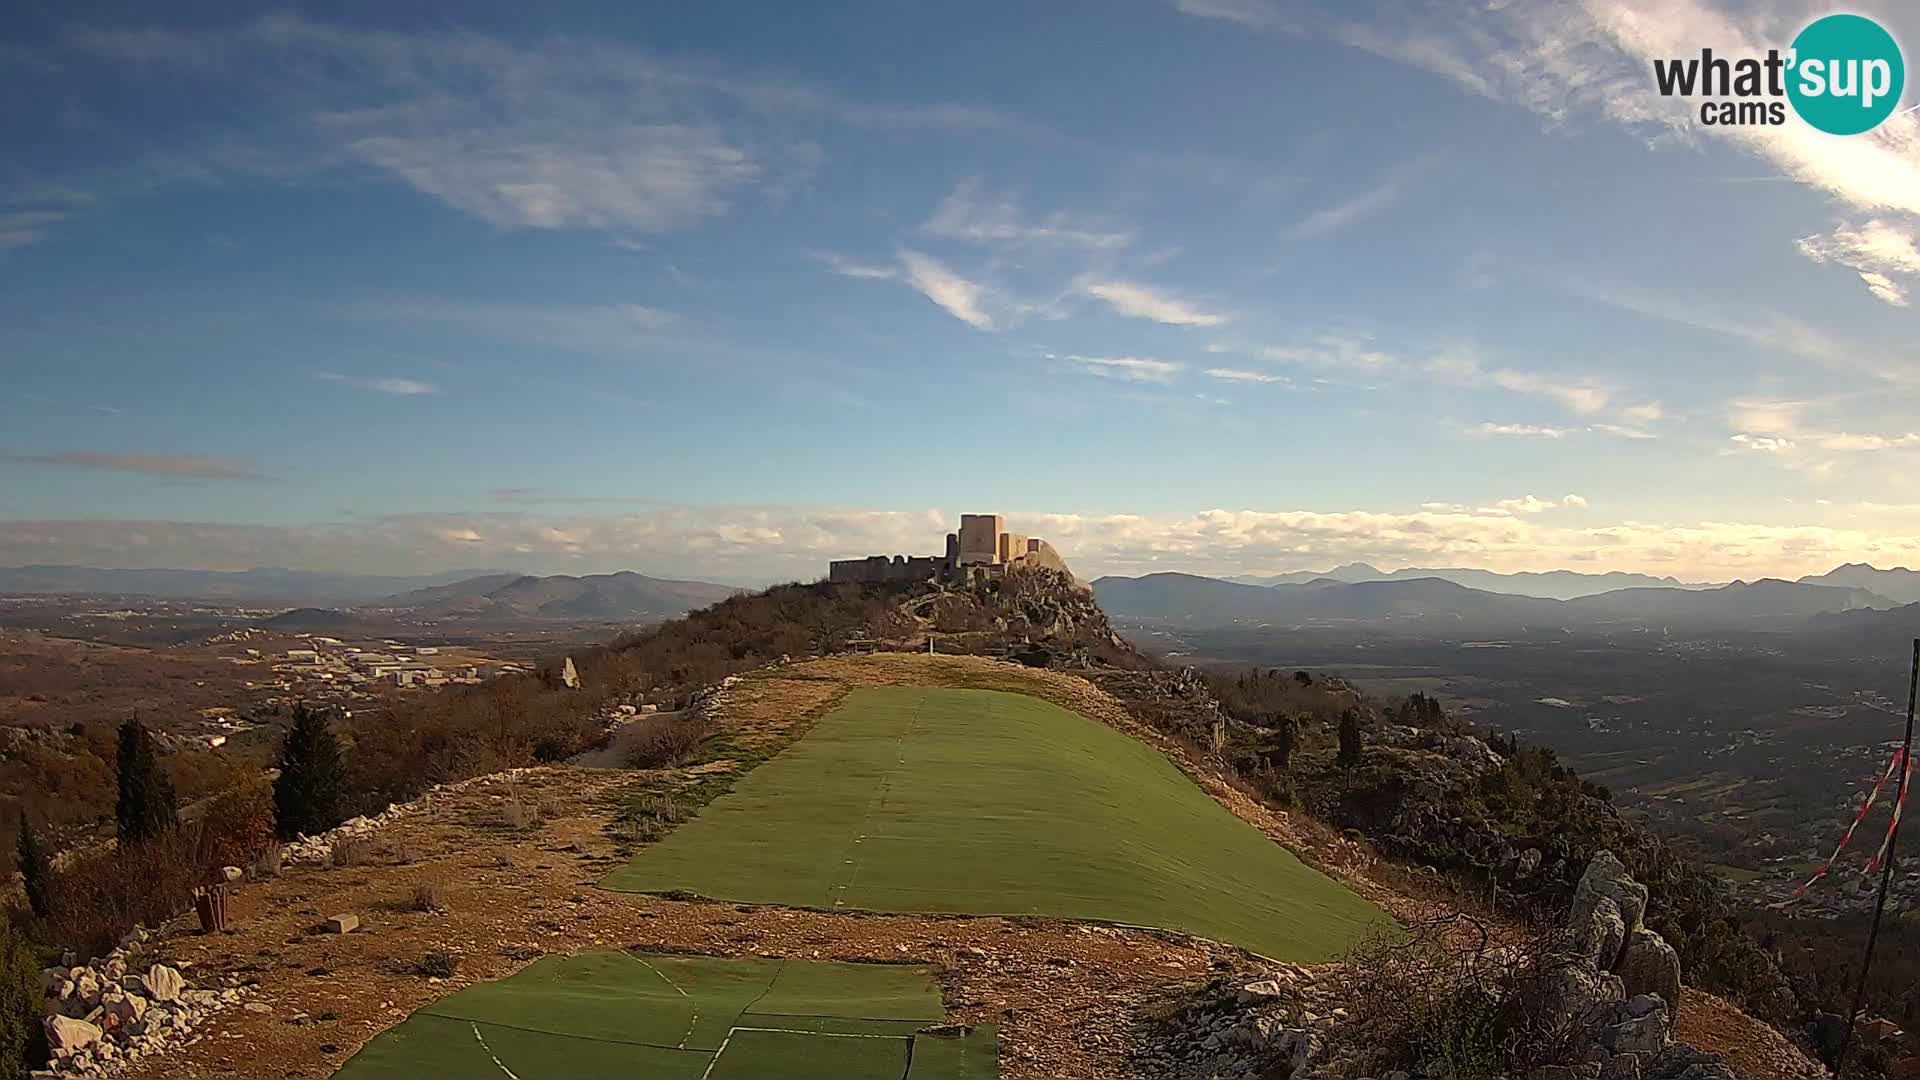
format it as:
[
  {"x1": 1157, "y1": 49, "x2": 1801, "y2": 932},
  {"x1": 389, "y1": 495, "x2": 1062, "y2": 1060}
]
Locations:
[
  {"x1": 1338, "y1": 709, "x2": 1363, "y2": 769},
  {"x1": 115, "y1": 718, "x2": 178, "y2": 844},
  {"x1": 274, "y1": 705, "x2": 346, "y2": 839},
  {"x1": 15, "y1": 816, "x2": 49, "y2": 921},
  {"x1": 0, "y1": 920, "x2": 49, "y2": 1076},
  {"x1": 1266, "y1": 715, "x2": 1298, "y2": 772}
]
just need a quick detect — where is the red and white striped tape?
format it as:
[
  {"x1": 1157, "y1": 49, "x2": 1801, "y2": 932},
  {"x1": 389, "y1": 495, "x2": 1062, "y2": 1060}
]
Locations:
[{"x1": 1793, "y1": 747, "x2": 1907, "y2": 897}]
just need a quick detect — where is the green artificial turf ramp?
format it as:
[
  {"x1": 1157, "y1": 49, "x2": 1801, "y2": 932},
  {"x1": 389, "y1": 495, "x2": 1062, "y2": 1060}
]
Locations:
[
  {"x1": 331, "y1": 951, "x2": 988, "y2": 1079},
  {"x1": 603, "y1": 686, "x2": 1387, "y2": 960}
]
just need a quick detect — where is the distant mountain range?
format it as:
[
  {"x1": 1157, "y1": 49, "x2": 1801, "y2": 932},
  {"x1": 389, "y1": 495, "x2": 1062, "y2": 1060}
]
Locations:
[
  {"x1": 0, "y1": 565, "x2": 509, "y2": 603},
  {"x1": 1223, "y1": 562, "x2": 1708, "y2": 600},
  {"x1": 1094, "y1": 570, "x2": 1900, "y2": 631},
  {"x1": 376, "y1": 571, "x2": 741, "y2": 621},
  {"x1": 1797, "y1": 563, "x2": 1920, "y2": 606}
]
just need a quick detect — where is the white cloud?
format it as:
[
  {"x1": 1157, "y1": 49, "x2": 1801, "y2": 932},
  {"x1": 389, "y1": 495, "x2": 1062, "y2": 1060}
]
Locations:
[
  {"x1": 1205, "y1": 367, "x2": 1288, "y2": 384},
  {"x1": 1799, "y1": 220, "x2": 1920, "y2": 307},
  {"x1": 1065, "y1": 355, "x2": 1185, "y2": 384},
  {"x1": 814, "y1": 251, "x2": 898, "y2": 280},
  {"x1": 1472, "y1": 422, "x2": 1568, "y2": 438},
  {"x1": 317, "y1": 372, "x2": 439, "y2": 396},
  {"x1": 1429, "y1": 349, "x2": 1612, "y2": 415},
  {"x1": 1589, "y1": 423, "x2": 1655, "y2": 440},
  {"x1": 898, "y1": 250, "x2": 994, "y2": 330},
  {"x1": 923, "y1": 179, "x2": 1131, "y2": 250},
  {"x1": 1284, "y1": 163, "x2": 1420, "y2": 238},
  {"x1": 1620, "y1": 401, "x2": 1664, "y2": 424},
  {"x1": 1484, "y1": 494, "x2": 1586, "y2": 515},
  {"x1": 1171, "y1": 0, "x2": 1285, "y2": 30},
  {"x1": 1261, "y1": 335, "x2": 1396, "y2": 372},
  {"x1": 1729, "y1": 434, "x2": 1796, "y2": 454},
  {"x1": 1080, "y1": 279, "x2": 1228, "y2": 327},
  {"x1": 342, "y1": 123, "x2": 762, "y2": 234}
]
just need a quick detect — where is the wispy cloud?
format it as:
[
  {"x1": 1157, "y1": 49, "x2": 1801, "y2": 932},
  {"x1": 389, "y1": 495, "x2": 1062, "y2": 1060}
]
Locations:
[
  {"x1": 1262, "y1": 334, "x2": 1396, "y2": 372},
  {"x1": 1204, "y1": 367, "x2": 1288, "y2": 384},
  {"x1": 1472, "y1": 422, "x2": 1568, "y2": 438},
  {"x1": 1799, "y1": 220, "x2": 1920, "y2": 308},
  {"x1": 898, "y1": 250, "x2": 995, "y2": 329},
  {"x1": 1284, "y1": 162, "x2": 1422, "y2": 238},
  {"x1": 813, "y1": 251, "x2": 898, "y2": 280},
  {"x1": 5, "y1": 451, "x2": 266, "y2": 480},
  {"x1": 1171, "y1": 0, "x2": 1286, "y2": 30},
  {"x1": 1064, "y1": 355, "x2": 1185, "y2": 384},
  {"x1": 1589, "y1": 423, "x2": 1656, "y2": 440},
  {"x1": 1079, "y1": 278, "x2": 1228, "y2": 327},
  {"x1": 923, "y1": 178, "x2": 1131, "y2": 250},
  {"x1": 317, "y1": 372, "x2": 439, "y2": 396}
]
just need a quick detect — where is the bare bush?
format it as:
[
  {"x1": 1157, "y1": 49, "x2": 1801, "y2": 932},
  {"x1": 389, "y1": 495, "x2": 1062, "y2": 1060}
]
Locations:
[
  {"x1": 417, "y1": 949, "x2": 459, "y2": 979},
  {"x1": 410, "y1": 881, "x2": 448, "y2": 913},
  {"x1": 198, "y1": 775, "x2": 275, "y2": 869},
  {"x1": 501, "y1": 786, "x2": 542, "y2": 831},
  {"x1": 329, "y1": 836, "x2": 372, "y2": 868},
  {"x1": 43, "y1": 829, "x2": 207, "y2": 958},
  {"x1": 248, "y1": 840, "x2": 283, "y2": 882},
  {"x1": 624, "y1": 718, "x2": 715, "y2": 770},
  {"x1": 1325, "y1": 914, "x2": 1581, "y2": 1080}
]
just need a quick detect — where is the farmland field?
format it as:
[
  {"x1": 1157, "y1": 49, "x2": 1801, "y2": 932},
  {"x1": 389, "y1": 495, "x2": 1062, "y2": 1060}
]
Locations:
[
  {"x1": 602, "y1": 686, "x2": 1386, "y2": 961},
  {"x1": 332, "y1": 951, "x2": 996, "y2": 1079}
]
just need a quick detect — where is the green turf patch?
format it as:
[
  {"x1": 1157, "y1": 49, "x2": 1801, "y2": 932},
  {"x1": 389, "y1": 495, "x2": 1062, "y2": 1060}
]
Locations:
[
  {"x1": 706, "y1": 1029, "x2": 910, "y2": 1080},
  {"x1": 909, "y1": 1027, "x2": 1001, "y2": 1080},
  {"x1": 331, "y1": 952, "x2": 990, "y2": 1079},
  {"x1": 602, "y1": 686, "x2": 1388, "y2": 960}
]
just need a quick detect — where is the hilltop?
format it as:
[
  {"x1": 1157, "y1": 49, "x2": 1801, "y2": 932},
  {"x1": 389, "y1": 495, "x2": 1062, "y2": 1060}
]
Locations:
[{"x1": 16, "y1": 562, "x2": 1831, "y2": 1080}]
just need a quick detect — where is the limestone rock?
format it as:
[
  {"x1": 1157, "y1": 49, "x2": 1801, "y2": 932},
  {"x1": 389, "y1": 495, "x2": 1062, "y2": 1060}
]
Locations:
[
  {"x1": 1617, "y1": 928, "x2": 1682, "y2": 1017},
  {"x1": 325, "y1": 913, "x2": 359, "y2": 934},
  {"x1": 140, "y1": 964, "x2": 184, "y2": 1003},
  {"x1": 44, "y1": 1014, "x2": 102, "y2": 1053},
  {"x1": 1596, "y1": 995, "x2": 1671, "y2": 1056},
  {"x1": 1571, "y1": 851, "x2": 1646, "y2": 968}
]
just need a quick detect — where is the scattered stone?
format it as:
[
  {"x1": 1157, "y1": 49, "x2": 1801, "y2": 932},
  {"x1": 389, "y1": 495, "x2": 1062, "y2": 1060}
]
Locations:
[
  {"x1": 44, "y1": 1015, "x2": 102, "y2": 1053},
  {"x1": 324, "y1": 914, "x2": 360, "y2": 934},
  {"x1": 140, "y1": 965, "x2": 184, "y2": 1003},
  {"x1": 221, "y1": 865, "x2": 244, "y2": 883}
]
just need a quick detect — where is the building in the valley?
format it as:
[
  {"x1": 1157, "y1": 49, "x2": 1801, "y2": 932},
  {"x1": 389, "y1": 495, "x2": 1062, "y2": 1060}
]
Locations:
[{"x1": 827, "y1": 513, "x2": 1070, "y2": 585}]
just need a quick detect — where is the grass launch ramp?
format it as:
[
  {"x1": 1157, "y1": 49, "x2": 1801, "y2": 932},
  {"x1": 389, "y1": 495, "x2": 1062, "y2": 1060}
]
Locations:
[
  {"x1": 332, "y1": 951, "x2": 997, "y2": 1079},
  {"x1": 603, "y1": 686, "x2": 1387, "y2": 961}
]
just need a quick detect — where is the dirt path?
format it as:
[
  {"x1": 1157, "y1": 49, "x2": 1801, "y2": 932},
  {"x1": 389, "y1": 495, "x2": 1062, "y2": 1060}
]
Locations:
[{"x1": 566, "y1": 709, "x2": 683, "y2": 769}]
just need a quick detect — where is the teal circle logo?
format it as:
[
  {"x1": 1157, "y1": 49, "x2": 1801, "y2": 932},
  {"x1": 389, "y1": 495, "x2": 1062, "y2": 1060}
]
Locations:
[{"x1": 1787, "y1": 14, "x2": 1905, "y2": 135}]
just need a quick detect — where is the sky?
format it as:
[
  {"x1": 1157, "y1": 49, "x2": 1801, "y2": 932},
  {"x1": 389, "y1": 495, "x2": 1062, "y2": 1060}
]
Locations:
[{"x1": 3, "y1": 0, "x2": 1920, "y2": 585}]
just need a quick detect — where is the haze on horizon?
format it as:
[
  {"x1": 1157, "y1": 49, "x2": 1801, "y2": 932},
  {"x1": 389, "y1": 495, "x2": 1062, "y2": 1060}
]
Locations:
[{"x1": 4, "y1": 2, "x2": 1919, "y2": 585}]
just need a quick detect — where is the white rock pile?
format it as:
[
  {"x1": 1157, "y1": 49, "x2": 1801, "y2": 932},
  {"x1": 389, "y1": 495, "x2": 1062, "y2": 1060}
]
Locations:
[
  {"x1": 35, "y1": 930, "x2": 251, "y2": 1078},
  {"x1": 1139, "y1": 964, "x2": 1338, "y2": 1080}
]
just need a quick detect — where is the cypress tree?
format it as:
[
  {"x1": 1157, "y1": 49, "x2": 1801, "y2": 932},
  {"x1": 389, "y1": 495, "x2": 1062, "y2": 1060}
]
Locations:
[
  {"x1": 0, "y1": 920, "x2": 49, "y2": 1076},
  {"x1": 115, "y1": 718, "x2": 178, "y2": 844},
  {"x1": 1337, "y1": 709, "x2": 1363, "y2": 769},
  {"x1": 274, "y1": 705, "x2": 346, "y2": 839},
  {"x1": 15, "y1": 816, "x2": 49, "y2": 921}
]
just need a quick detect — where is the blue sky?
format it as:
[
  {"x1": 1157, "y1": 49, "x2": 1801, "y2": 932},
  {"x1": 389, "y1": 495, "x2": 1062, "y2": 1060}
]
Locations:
[{"x1": 3, "y1": 0, "x2": 1919, "y2": 583}]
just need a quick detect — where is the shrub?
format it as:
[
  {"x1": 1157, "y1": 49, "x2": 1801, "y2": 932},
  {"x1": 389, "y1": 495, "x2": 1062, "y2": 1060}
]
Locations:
[
  {"x1": 275, "y1": 705, "x2": 346, "y2": 840},
  {"x1": 44, "y1": 829, "x2": 205, "y2": 958},
  {"x1": 624, "y1": 718, "x2": 714, "y2": 770},
  {"x1": 199, "y1": 776, "x2": 275, "y2": 869},
  {"x1": 501, "y1": 788, "x2": 542, "y2": 831},
  {"x1": 410, "y1": 882, "x2": 448, "y2": 913},
  {"x1": 115, "y1": 718, "x2": 178, "y2": 844},
  {"x1": 329, "y1": 836, "x2": 372, "y2": 868},
  {"x1": 15, "y1": 817, "x2": 50, "y2": 920},
  {"x1": 1327, "y1": 915, "x2": 1580, "y2": 1080},
  {"x1": 417, "y1": 949, "x2": 459, "y2": 979},
  {"x1": 248, "y1": 840, "x2": 283, "y2": 882},
  {"x1": 0, "y1": 921, "x2": 48, "y2": 1077}
]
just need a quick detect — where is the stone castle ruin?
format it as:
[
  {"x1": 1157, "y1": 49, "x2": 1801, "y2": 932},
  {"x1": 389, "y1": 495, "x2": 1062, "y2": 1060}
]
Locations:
[{"x1": 828, "y1": 513, "x2": 1071, "y2": 585}]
